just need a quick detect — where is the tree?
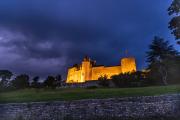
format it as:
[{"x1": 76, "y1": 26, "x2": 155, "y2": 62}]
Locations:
[
  {"x1": 111, "y1": 72, "x2": 146, "y2": 88},
  {"x1": 146, "y1": 36, "x2": 179, "y2": 85},
  {"x1": 162, "y1": 55, "x2": 180, "y2": 84},
  {"x1": 146, "y1": 36, "x2": 178, "y2": 64},
  {"x1": 168, "y1": 0, "x2": 180, "y2": 44},
  {"x1": 147, "y1": 61, "x2": 168, "y2": 85},
  {"x1": 111, "y1": 74, "x2": 126, "y2": 88},
  {"x1": 0, "y1": 70, "x2": 13, "y2": 89},
  {"x1": 31, "y1": 76, "x2": 40, "y2": 88},
  {"x1": 11, "y1": 74, "x2": 30, "y2": 89},
  {"x1": 98, "y1": 75, "x2": 109, "y2": 87},
  {"x1": 55, "y1": 74, "x2": 62, "y2": 87},
  {"x1": 147, "y1": 55, "x2": 180, "y2": 85},
  {"x1": 43, "y1": 76, "x2": 56, "y2": 88}
]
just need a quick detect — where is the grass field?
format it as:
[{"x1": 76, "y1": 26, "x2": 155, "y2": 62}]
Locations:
[{"x1": 0, "y1": 85, "x2": 180, "y2": 103}]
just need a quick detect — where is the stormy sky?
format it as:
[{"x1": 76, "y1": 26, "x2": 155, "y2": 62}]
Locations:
[{"x1": 0, "y1": 0, "x2": 179, "y2": 79}]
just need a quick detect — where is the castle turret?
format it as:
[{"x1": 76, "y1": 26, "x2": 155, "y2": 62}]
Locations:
[
  {"x1": 121, "y1": 57, "x2": 136, "y2": 73},
  {"x1": 81, "y1": 56, "x2": 92, "y2": 82},
  {"x1": 66, "y1": 56, "x2": 137, "y2": 83}
]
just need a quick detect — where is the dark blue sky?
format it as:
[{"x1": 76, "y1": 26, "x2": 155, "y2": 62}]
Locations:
[{"x1": 0, "y1": 0, "x2": 179, "y2": 79}]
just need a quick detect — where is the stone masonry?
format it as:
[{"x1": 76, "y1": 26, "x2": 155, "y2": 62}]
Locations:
[{"x1": 0, "y1": 94, "x2": 180, "y2": 120}]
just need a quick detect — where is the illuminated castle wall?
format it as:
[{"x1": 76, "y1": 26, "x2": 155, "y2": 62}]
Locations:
[{"x1": 66, "y1": 56, "x2": 136, "y2": 83}]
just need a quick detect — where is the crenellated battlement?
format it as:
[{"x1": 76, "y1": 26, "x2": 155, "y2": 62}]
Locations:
[{"x1": 66, "y1": 56, "x2": 136, "y2": 83}]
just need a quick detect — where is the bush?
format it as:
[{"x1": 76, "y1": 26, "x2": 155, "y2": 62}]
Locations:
[
  {"x1": 111, "y1": 71, "x2": 148, "y2": 88},
  {"x1": 86, "y1": 86, "x2": 98, "y2": 89},
  {"x1": 98, "y1": 75, "x2": 109, "y2": 87},
  {"x1": 43, "y1": 76, "x2": 56, "y2": 89},
  {"x1": 11, "y1": 74, "x2": 30, "y2": 89}
]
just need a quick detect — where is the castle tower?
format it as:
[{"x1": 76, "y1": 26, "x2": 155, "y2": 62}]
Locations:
[
  {"x1": 66, "y1": 56, "x2": 137, "y2": 83},
  {"x1": 81, "y1": 56, "x2": 92, "y2": 82},
  {"x1": 121, "y1": 57, "x2": 136, "y2": 73}
]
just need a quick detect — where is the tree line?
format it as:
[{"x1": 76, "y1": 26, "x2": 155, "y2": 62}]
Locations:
[
  {"x1": 0, "y1": 72, "x2": 63, "y2": 91},
  {"x1": 0, "y1": 0, "x2": 180, "y2": 90},
  {"x1": 0, "y1": 36, "x2": 179, "y2": 90},
  {"x1": 98, "y1": 0, "x2": 180, "y2": 88},
  {"x1": 98, "y1": 36, "x2": 180, "y2": 88}
]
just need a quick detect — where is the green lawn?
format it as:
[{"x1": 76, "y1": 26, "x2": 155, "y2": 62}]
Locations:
[{"x1": 0, "y1": 85, "x2": 180, "y2": 103}]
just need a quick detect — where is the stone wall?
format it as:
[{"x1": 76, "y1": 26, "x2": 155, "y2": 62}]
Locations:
[
  {"x1": 0, "y1": 94, "x2": 180, "y2": 120},
  {"x1": 66, "y1": 57, "x2": 137, "y2": 83}
]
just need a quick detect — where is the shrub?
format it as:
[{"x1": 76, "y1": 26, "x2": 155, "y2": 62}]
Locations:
[
  {"x1": 111, "y1": 71, "x2": 148, "y2": 88},
  {"x1": 98, "y1": 75, "x2": 109, "y2": 87},
  {"x1": 86, "y1": 86, "x2": 98, "y2": 89}
]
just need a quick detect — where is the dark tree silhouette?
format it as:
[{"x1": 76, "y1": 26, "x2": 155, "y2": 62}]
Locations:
[
  {"x1": 0, "y1": 70, "x2": 13, "y2": 88},
  {"x1": 166, "y1": 56, "x2": 180, "y2": 84},
  {"x1": 146, "y1": 36, "x2": 178, "y2": 64},
  {"x1": 12, "y1": 74, "x2": 30, "y2": 89},
  {"x1": 147, "y1": 55, "x2": 180, "y2": 85},
  {"x1": 43, "y1": 76, "x2": 56, "y2": 88},
  {"x1": 168, "y1": 0, "x2": 180, "y2": 44},
  {"x1": 31, "y1": 76, "x2": 40, "y2": 88},
  {"x1": 98, "y1": 75, "x2": 109, "y2": 87},
  {"x1": 55, "y1": 74, "x2": 62, "y2": 87},
  {"x1": 146, "y1": 36, "x2": 179, "y2": 85},
  {"x1": 111, "y1": 72, "x2": 147, "y2": 88}
]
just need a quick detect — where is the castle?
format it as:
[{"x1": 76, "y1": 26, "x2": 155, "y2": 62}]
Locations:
[{"x1": 66, "y1": 56, "x2": 136, "y2": 83}]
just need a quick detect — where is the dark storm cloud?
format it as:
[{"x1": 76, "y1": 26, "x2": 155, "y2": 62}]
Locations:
[
  {"x1": 0, "y1": 0, "x2": 108, "y2": 60},
  {"x1": 0, "y1": 0, "x2": 178, "y2": 78}
]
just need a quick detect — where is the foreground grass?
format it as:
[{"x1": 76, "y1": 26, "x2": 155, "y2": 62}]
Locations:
[{"x1": 0, "y1": 85, "x2": 180, "y2": 103}]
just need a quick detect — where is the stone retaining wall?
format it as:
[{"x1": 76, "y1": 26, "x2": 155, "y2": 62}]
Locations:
[{"x1": 0, "y1": 94, "x2": 180, "y2": 120}]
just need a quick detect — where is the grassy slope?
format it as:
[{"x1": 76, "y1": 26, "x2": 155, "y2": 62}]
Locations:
[{"x1": 0, "y1": 85, "x2": 180, "y2": 103}]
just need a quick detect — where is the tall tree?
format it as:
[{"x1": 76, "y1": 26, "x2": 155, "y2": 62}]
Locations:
[
  {"x1": 146, "y1": 36, "x2": 178, "y2": 64},
  {"x1": 168, "y1": 0, "x2": 180, "y2": 44},
  {"x1": 0, "y1": 70, "x2": 13, "y2": 88},
  {"x1": 146, "y1": 36, "x2": 179, "y2": 85},
  {"x1": 11, "y1": 74, "x2": 30, "y2": 89}
]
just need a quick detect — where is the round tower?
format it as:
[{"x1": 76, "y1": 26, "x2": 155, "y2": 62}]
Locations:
[
  {"x1": 121, "y1": 57, "x2": 136, "y2": 73},
  {"x1": 81, "y1": 56, "x2": 92, "y2": 82}
]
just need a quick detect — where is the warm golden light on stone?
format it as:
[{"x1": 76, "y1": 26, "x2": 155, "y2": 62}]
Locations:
[{"x1": 66, "y1": 56, "x2": 136, "y2": 83}]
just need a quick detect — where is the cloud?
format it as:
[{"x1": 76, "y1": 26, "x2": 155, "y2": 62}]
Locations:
[{"x1": 0, "y1": 0, "x2": 177, "y2": 79}]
